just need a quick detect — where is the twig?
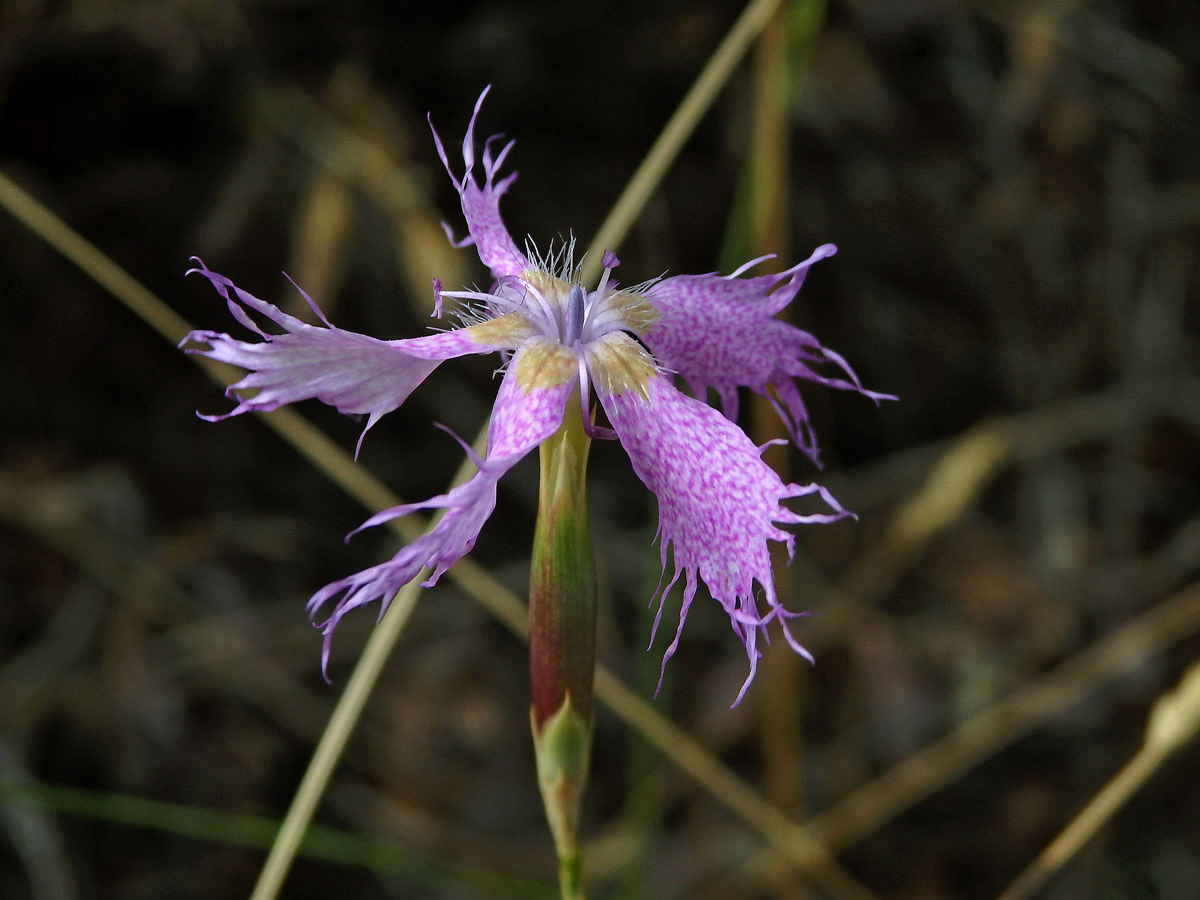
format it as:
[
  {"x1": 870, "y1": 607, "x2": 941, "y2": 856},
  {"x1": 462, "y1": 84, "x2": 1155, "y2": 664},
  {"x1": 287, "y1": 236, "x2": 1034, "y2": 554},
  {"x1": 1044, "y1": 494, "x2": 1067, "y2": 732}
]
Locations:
[
  {"x1": 730, "y1": 580, "x2": 1200, "y2": 890},
  {"x1": 580, "y1": 0, "x2": 785, "y2": 285},
  {"x1": 247, "y1": 579, "x2": 424, "y2": 900},
  {"x1": 995, "y1": 659, "x2": 1200, "y2": 900}
]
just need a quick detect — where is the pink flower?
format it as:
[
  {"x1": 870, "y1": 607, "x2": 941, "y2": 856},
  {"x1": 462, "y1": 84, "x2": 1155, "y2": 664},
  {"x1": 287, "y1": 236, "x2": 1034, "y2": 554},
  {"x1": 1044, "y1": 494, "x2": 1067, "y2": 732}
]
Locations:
[{"x1": 181, "y1": 87, "x2": 893, "y2": 703}]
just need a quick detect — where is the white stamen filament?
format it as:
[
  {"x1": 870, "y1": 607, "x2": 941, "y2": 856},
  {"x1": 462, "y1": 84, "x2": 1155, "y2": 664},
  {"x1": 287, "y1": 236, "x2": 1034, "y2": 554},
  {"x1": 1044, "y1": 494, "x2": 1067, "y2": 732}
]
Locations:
[{"x1": 520, "y1": 281, "x2": 561, "y2": 342}]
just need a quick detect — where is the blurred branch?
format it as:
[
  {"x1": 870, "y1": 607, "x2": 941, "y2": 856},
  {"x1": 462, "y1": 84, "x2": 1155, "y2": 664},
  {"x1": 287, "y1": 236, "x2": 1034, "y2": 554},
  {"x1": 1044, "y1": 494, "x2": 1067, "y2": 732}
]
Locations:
[
  {"x1": 580, "y1": 0, "x2": 786, "y2": 285},
  {"x1": 813, "y1": 579, "x2": 1200, "y2": 852},
  {"x1": 250, "y1": 77, "x2": 470, "y2": 306},
  {"x1": 745, "y1": 5, "x2": 808, "y2": 898},
  {"x1": 729, "y1": 579, "x2": 1200, "y2": 890},
  {"x1": 995, "y1": 659, "x2": 1200, "y2": 900},
  {"x1": 821, "y1": 378, "x2": 1200, "y2": 638},
  {"x1": 248, "y1": 579, "x2": 424, "y2": 900},
  {"x1": 0, "y1": 778, "x2": 551, "y2": 898},
  {"x1": 0, "y1": 747, "x2": 77, "y2": 900},
  {"x1": 713, "y1": 372, "x2": 1200, "y2": 893}
]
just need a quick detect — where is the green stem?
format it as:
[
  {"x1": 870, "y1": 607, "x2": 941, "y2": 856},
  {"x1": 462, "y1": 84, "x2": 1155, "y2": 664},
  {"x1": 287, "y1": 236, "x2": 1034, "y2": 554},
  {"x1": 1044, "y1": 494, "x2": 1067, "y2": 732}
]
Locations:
[
  {"x1": 558, "y1": 850, "x2": 585, "y2": 900},
  {"x1": 529, "y1": 399, "x2": 596, "y2": 899},
  {"x1": 530, "y1": 400, "x2": 596, "y2": 727}
]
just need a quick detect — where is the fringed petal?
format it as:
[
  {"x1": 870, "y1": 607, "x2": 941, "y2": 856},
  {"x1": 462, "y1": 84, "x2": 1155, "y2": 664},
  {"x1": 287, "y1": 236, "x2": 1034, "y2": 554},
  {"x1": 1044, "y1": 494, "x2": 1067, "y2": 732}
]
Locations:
[
  {"x1": 181, "y1": 259, "x2": 520, "y2": 455},
  {"x1": 428, "y1": 86, "x2": 528, "y2": 280},
  {"x1": 305, "y1": 338, "x2": 577, "y2": 675},
  {"x1": 641, "y1": 245, "x2": 896, "y2": 467},
  {"x1": 589, "y1": 334, "x2": 855, "y2": 705}
]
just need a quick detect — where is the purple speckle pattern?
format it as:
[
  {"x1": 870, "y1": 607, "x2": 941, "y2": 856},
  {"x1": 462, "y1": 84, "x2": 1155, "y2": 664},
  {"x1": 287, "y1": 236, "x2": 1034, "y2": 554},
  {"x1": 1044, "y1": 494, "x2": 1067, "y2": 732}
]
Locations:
[
  {"x1": 429, "y1": 85, "x2": 527, "y2": 281},
  {"x1": 643, "y1": 245, "x2": 896, "y2": 467},
  {"x1": 596, "y1": 366, "x2": 854, "y2": 704},
  {"x1": 181, "y1": 258, "x2": 520, "y2": 457},
  {"x1": 305, "y1": 341, "x2": 575, "y2": 675},
  {"x1": 184, "y1": 90, "x2": 892, "y2": 702}
]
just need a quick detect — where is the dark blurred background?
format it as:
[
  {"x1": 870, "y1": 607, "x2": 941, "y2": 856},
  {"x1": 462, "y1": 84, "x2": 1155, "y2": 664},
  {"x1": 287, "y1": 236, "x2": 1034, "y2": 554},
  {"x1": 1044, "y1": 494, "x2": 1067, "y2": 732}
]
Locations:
[{"x1": 1, "y1": 1, "x2": 1198, "y2": 898}]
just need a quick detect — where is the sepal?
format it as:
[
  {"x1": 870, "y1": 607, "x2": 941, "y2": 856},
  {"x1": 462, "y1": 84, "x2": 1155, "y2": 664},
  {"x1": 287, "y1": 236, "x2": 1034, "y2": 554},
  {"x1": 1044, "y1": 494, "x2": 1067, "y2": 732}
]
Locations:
[{"x1": 531, "y1": 694, "x2": 592, "y2": 899}]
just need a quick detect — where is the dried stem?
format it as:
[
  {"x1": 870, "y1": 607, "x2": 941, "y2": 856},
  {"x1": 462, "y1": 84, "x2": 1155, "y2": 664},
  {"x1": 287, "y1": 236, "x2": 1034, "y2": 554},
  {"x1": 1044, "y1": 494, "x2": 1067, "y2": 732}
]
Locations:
[
  {"x1": 580, "y1": 0, "x2": 784, "y2": 285},
  {"x1": 995, "y1": 661, "x2": 1200, "y2": 900},
  {"x1": 247, "y1": 580, "x2": 424, "y2": 900}
]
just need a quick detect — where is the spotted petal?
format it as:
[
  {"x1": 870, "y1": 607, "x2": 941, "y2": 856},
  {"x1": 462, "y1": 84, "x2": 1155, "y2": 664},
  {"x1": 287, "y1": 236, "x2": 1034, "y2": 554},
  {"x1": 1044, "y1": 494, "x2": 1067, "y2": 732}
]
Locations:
[
  {"x1": 641, "y1": 245, "x2": 895, "y2": 467},
  {"x1": 588, "y1": 333, "x2": 854, "y2": 705},
  {"x1": 180, "y1": 258, "x2": 524, "y2": 456},
  {"x1": 305, "y1": 338, "x2": 577, "y2": 674},
  {"x1": 429, "y1": 86, "x2": 527, "y2": 281}
]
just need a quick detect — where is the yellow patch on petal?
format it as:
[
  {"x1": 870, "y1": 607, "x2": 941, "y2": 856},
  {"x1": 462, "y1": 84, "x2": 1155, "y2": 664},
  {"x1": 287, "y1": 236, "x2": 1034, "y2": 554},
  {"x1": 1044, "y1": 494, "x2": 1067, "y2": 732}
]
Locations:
[
  {"x1": 522, "y1": 268, "x2": 573, "y2": 302},
  {"x1": 585, "y1": 332, "x2": 657, "y2": 402},
  {"x1": 514, "y1": 338, "x2": 578, "y2": 393},
  {"x1": 605, "y1": 291, "x2": 659, "y2": 335},
  {"x1": 465, "y1": 312, "x2": 537, "y2": 347}
]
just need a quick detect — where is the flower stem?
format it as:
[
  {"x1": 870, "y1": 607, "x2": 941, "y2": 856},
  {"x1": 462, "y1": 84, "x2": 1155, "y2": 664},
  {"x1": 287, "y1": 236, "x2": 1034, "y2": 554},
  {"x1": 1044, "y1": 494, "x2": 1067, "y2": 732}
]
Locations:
[
  {"x1": 558, "y1": 850, "x2": 585, "y2": 900},
  {"x1": 529, "y1": 398, "x2": 596, "y2": 899}
]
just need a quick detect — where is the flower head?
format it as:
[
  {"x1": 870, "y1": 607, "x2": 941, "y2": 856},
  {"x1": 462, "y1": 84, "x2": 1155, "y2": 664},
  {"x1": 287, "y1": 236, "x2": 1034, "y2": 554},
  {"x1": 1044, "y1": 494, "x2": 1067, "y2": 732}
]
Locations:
[{"x1": 181, "y1": 87, "x2": 893, "y2": 703}]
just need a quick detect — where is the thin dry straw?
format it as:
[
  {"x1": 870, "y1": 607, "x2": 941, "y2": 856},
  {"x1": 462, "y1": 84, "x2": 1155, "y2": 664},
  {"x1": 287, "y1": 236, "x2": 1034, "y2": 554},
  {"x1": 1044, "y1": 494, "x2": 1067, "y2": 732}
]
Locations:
[
  {"x1": 579, "y1": 0, "x2": 785, "y2": 285},
  {"x1": 995, "y1": 659, "x2": 1200, "y2": 900},
  {"x1": 746, "y1": 3, "x2": 804, "y2": 867},
  {"x1": 711, "y1": 578, "x2": 1200, "y2": 893}
]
